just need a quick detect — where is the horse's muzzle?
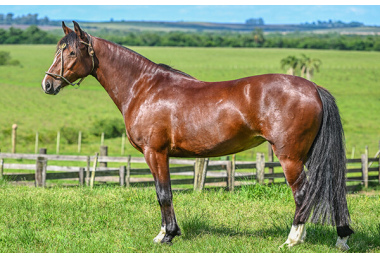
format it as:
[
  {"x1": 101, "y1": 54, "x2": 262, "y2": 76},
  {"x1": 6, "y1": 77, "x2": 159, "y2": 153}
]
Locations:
[{"x1": 42, "y1": 80, "x2": 61, "y2": 95}]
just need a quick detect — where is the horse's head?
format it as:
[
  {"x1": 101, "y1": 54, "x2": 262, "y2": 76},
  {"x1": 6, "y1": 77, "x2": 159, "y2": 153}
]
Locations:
[{"x1": 42, "y1": 21, "x2": 95, "y2": 95}]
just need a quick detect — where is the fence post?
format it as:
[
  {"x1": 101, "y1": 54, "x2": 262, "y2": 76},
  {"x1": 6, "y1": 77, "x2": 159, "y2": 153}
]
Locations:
[
  {"x1": 35, "y1": 132, "x2": 39, "y2": 154},
  {"x1": 193, "y1": 158, "x2": 209, "y2": 191},
  {"x1": 100, "y1": 132, "x2": 105, "y2": 146},
  {"x1": 90, "y1": 153, "x2": 99, "y2": 189},
  {"x1": 226, "y1": 155, "x2": 235, "y2": 191},
  {"x1": 99, "y1": 146, "x2": 108, "y2": 167},
  {"x1": 56, "y1": 131, "x2": 60, "y2": 154},
  {"x1": 361, "y1": 153, "x2": 368, "y2": 189},
  {"x1": 79, "y1": 167, "x2": 84, "y2": 186},
  {"x1": 35, "y1": 156, "x2": 47, "y2": 187},
  {"x1": 267, "y1": 142, "x2": 274, "y2": 184},
  {"x1": 119, "y1": 166, "x2": 126, "y2": 187},
  {"x1": 86, "y1": 156, "x2": 90, "y2": 186},
  {"x1": 126, "y1": 155, "x2": 131, "y2": 188},
  {"x1": 39, "y1": 148, "x2": 47, "y2": 155},
  {"x1": 11, "y1": 124, "x2": 17, "y2": 154},
  {"x1": 121, "y1": 133, "x2": 126, "y2": 156},
  {"x1": 256, "y1": 153, "x2": 265, "y2": 185},
  {"x1": 78, "y1": 131, "x2": 82, "y2": 153},
  {"x1": 0, "y1": 158, "x2": 4, "y2": 179}
]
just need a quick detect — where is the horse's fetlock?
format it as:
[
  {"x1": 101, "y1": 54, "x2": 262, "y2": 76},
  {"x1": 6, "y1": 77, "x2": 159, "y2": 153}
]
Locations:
[{"x1": 166, "y1": 223, "x2": 181, "y2": 236}]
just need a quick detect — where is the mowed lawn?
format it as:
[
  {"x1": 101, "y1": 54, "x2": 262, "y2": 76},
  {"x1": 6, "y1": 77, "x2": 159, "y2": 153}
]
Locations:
[
  {"x1": 0, "y1": 182, "x2": 379, "y2": 253},
  {"x1": 0, "y1": 45, "x2": 379, "y2": 158}
]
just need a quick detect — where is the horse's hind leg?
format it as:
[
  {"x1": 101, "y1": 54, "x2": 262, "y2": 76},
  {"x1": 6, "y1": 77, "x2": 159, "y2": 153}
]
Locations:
[{"x1": 276, "y1": 155, "x2": 308, "y2": 249}]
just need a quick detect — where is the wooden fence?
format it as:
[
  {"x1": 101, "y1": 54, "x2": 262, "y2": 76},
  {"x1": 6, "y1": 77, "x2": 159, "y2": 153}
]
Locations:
[{"x1": 1, "y1": 148, "x2": 379, "y2": 192}]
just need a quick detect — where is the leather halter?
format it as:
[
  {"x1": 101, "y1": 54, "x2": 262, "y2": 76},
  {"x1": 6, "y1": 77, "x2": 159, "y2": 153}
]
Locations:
[{"x1": 45, "y1": 35, "x2": 95, "y2": 88}]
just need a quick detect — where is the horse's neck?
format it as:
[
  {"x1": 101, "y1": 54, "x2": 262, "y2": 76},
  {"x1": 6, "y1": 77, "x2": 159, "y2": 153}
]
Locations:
[{"x1": 91, "y1": 37, "x2": 156, "y2": 113}]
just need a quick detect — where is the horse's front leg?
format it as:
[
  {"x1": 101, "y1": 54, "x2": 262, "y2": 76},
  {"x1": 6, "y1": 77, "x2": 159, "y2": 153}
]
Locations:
[{"x1": 144, "y1": 148, "x2": 181, "y2": 244}]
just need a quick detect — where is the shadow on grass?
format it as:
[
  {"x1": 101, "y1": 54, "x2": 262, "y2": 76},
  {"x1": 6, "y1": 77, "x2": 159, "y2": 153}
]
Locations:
[
  {"x1": 181, "y1": 216, "x2": 290, "y2": 240},
  {"x1": 180, "y1": 215, "x2": 379, "y2": 252}
]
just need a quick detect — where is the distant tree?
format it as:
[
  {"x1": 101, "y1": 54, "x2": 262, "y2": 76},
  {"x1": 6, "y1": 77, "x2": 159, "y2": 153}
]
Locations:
[
  {"x1": 0, "y1": 51, "x2": 20, "y2": 66},
  {"x1": 253, "y1": 28, "x2": 265, "y2": 45},
  {"x1": 5, "y1": 13, "x2": 13, "y2": 24},
  {"x1": 0, "y1": 51, "x2": 10, "y2": 65},
  {"x1": 374, "y1": 41, "x2": 380, "y2": 51},
  {"x1": 299, "y1": 54, "x2": 322, "y2": 80},
  {"x1": 280, "y1": 55, "x2": 299, "y2": 76},
  {"x1": 4, "y1": 27, "x2": 24, "y2": 43},
  {"x1": 40, "y1": 16, "x2": 50, "y2": 25},
  {"x1": 0, "y1": 29, "x2": 6, "y2": 44},
  {"x1": 245, "y1": 18, "x2": 264, "y2": 25},
  {"x1": 280, "y1": 54, "x2": 322, "y2": 80}
]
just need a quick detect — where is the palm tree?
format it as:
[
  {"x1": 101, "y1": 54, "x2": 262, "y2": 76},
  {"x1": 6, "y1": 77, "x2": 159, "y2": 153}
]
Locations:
[
  {"x1": 280, "y1": 55, "x2": 299, "y2": 76},
  {"x1": 299, "y1": 54, "x2": 322, "y2": 80}
]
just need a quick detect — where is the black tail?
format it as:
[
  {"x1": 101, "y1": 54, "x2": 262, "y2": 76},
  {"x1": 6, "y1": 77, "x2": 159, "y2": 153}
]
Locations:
[{"x1": 298, "y1": 86, "x2": 351, "y2": 227}]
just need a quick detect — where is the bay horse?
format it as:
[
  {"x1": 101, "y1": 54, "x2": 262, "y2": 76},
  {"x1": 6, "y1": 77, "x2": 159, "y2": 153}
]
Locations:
[{"x1": 42, "y1": 21, "x2": 354, "y2": 250}]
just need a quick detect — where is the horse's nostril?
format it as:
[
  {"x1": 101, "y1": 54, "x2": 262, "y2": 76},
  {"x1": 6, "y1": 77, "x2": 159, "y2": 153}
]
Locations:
[{"x1": 45, "y1": 82, "x2": 52, "y2": 92}]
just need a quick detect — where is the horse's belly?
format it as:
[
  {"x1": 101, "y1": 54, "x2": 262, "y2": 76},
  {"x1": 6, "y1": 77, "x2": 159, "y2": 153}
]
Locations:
[{"x1": 169, "y1": 132, "x2": 266, "y2": 158}]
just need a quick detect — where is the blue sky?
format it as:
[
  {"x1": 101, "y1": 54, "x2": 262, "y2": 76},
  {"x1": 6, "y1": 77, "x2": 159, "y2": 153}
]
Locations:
[{"x1": 2, "y1": 4, "x2": 380, "y2": 26}]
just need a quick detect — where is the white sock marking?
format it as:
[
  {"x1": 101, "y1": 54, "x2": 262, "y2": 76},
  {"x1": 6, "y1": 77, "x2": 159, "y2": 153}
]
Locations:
[
  {"x1": 279, "y1": 224, "x2": 307, "y2": 249},
  {"x1": 336, "y1": 236, "x2": 350, "y2": 251},
  {"x1": 153, "y1": 226, "x2": 166, "y2": 243}
]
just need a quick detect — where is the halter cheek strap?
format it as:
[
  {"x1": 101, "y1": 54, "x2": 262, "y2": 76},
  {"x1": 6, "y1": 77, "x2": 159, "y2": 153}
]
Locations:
[{"x1": 45, "y1": 35, "x2": 95, "y2": 88}]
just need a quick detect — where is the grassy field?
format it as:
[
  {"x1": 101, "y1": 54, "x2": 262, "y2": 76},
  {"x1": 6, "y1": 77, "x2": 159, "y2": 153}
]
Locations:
[
  {"x1": 0, "y1": 45, "x2": 379, "y2": 159},
  {"x1": 1, "y1": 43, "x2": 379, "y2": 253},
  {"x1": 0, "y1": 180, "x2": 379, "y2": 253}
]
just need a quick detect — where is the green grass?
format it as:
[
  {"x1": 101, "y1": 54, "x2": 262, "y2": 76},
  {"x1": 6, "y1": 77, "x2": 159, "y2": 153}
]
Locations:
[
  {"x1": 0, "y1": 181, "x2": 379, "y2": 253},
  {"x1": 0, "y1": 45, "x2": 379, "y2": 159}
]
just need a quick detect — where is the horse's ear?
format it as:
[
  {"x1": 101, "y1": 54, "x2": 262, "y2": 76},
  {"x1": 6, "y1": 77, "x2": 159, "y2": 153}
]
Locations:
[
  {"x1": 73, "y1": 21, "x2": 88, "y2": 43},
  {"x1": 62, "y1": 21, "x2": 73, "y2": 35}
]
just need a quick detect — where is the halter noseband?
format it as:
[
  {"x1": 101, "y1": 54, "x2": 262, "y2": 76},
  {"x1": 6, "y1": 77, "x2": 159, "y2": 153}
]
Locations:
[{"x1": 45, "y1": 35, "x2": 95, "y2": 88}]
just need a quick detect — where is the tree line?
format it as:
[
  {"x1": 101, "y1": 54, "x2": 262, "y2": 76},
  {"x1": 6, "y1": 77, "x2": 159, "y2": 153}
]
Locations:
[
  {"x1": 0, "y1": 13, "x2": 57, "y2": 25},
  {"x1": 1, "y1": 25, "x2": 380, "y2": 51},
  {"x1": 300, "y1": 19, "x2": 364, "y2": 28},
  {"x1": 0, "y1": 25, "x2": 57, "y2": 44}
]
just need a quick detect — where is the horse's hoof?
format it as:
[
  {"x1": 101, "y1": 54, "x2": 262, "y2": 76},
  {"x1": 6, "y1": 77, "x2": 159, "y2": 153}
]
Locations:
[
  {"x1": 335, "y1": 236, "x2": 350, "y2": 251},
  {"x1": 279, "y1": 239, "x2": 298, "y2": 249},
  {"x1": 160, "y1": 234, "x2": 174, "y2": 245}
]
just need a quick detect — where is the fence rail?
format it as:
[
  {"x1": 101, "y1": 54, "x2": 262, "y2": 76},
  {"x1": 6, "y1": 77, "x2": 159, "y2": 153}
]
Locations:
[{"x1": 1, "y1": 145, "x2": 379, "y2": 192}]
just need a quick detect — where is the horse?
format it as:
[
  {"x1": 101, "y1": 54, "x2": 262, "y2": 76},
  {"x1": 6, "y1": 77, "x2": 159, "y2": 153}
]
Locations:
[{"x1": 42, "y1": 21, "x2": 354, "y2": 250}]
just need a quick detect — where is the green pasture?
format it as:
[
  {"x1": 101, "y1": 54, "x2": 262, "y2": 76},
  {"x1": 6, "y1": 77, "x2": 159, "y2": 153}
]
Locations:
[
  {"x1": 0, "y1": 45, "x2": 379, "y2": 158},
  {"x1": 0, "y1": 181, "x2": 379, "y2": 253}
]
